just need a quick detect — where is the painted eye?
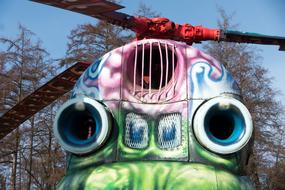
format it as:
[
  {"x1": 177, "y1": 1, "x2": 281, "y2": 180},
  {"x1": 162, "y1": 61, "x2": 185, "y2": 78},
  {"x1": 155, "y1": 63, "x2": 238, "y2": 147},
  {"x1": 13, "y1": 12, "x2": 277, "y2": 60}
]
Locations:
[
  {"x1": 157, "y1": 113, "x2": 182, "y2": 149},
  {"x1": 193, "y1": 96, "x2": 253, "y2": 154},
  {"x1": 53, "y1": 97, "x2": 111, "y2": 155},
  {"x1": 125, "y1": 113, "x2": 149, "y2": 149}
]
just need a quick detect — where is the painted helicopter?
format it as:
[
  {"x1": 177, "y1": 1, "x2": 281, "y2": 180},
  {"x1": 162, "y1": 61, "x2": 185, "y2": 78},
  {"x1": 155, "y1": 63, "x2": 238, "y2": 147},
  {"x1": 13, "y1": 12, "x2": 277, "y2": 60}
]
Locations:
[{"x1": 1, "y1": 0, "x2": 285, "y2": 189}]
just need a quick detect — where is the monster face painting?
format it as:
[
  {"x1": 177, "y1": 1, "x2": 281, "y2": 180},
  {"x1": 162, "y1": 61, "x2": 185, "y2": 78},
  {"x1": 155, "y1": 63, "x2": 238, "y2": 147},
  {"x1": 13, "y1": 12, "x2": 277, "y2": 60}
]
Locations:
[{"x1": 53, "y1": 39, "x2": 254, "y2": 189}]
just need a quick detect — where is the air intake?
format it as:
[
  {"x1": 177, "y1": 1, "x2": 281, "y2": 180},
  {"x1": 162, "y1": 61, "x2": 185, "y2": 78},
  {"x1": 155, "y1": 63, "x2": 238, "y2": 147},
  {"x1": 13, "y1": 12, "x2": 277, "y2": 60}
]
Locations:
[
  {"x1": 130, "y1": 41, "x2": 178, "y2": 102},
  {"x1": 53, "y1": 97, "x2": 111, "y2": 155},
  {"x1": 193, "y1": 96, "x2": 253, "y2": 154}
]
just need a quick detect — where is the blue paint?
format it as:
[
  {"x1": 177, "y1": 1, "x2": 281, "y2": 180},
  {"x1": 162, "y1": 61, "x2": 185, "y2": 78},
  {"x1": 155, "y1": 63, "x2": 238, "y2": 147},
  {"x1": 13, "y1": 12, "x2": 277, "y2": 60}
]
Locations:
[
  {"x1": 204, "y1": 105, "x2": 245, "y2": 146},
  {"x1": 71, "y1": 53, "x2": 112, "y2": 99},
  {"x1": 129, "y1": 121, "x2": 144, "y2": 144},
  {"x1": 189, "y1": 61, "x2": 225, "y2": 96},
  {"x1": 196, "y1": 66, "x2": 205, "y2": 86},
  {"x1": 162, "y1": 123, "x2": 177, "y2": 142},
  {"x1": 84, "y1": 53, "x2": 111, "y2": 81},
  {"x1": 91, "y1": 58, "x2": 102, "y2": 73}
]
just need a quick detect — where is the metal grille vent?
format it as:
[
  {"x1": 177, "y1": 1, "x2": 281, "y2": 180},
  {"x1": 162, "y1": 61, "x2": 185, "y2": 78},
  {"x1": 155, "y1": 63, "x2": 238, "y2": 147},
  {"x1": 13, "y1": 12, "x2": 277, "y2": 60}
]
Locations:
[
  {"x1": 157, "y1": 113, "x2": 182, "y2": 149},
  {"x1": 131, "y1": 41, "x2": 177, "y2": 102},
  {"x1": 124, "y1": 113, "x2": 149, "y2": 149}
]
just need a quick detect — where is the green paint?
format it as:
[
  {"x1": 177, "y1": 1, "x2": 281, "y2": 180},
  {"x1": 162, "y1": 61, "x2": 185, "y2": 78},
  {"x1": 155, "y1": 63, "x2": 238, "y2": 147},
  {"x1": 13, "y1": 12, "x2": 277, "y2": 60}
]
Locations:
[
  {"x1": 57, "y1": 162, "x2": 253, "y2": 189},
  {"x1": 191, "y1": 137, "x2": 240, "y2": 172},
  {"x1": 56, "y1": 107, "x2": 254, "y2": 189}
]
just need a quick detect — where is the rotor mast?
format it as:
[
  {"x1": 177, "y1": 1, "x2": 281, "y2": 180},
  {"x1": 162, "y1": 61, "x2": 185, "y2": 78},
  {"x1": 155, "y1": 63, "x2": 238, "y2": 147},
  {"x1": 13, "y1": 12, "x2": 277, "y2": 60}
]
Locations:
[{"x1": 130, "y1": 17, "x2": 220, "y2": 44}]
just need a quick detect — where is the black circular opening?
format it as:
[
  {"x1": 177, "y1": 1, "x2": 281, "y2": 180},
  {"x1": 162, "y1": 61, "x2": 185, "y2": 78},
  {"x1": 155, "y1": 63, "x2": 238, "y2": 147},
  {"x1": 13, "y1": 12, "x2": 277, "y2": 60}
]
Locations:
[
  {"x1": 69, "y1": 112, "x2": 96, "y2": 140},
  {"x1": 207, "y1": 111, "x2": 235, "y2": 140},
  {"x1": 58, "y1": 103, "x2": 101, "y2": 145}
]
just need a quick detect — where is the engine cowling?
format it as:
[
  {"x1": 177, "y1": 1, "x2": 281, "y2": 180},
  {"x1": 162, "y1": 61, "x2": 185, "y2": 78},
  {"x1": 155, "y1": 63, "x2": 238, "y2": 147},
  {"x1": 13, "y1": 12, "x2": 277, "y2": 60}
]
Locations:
[
  {"x1": 193, "y1": 96, "x2": 253, "y2": 154},
  {"x1": 53, "y1": 97, "x2": 112, "y2": 155}
]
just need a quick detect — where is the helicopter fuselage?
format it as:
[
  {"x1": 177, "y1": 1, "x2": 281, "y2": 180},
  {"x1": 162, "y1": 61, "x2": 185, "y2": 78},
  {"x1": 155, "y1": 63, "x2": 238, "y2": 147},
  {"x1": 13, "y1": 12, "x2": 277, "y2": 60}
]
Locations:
[{"x1": 54, "y1": 39, "x2": 254, "y2": 189}]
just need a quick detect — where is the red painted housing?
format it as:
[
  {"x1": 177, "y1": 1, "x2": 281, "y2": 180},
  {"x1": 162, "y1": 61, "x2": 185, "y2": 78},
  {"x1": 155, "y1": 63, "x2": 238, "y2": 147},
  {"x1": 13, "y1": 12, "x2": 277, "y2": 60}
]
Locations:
[{"x1": 131, "y1": 17, "x2": 220, "y2": 44}]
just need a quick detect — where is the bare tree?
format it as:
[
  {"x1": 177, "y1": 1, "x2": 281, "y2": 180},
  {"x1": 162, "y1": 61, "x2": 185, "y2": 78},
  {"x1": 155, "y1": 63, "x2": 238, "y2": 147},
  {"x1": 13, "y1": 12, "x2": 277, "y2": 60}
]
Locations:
[
  {"x1": 134, "y1": 2, "x2": 160, "y2": 17},
  {"x1": 62, "y1": 21, "x2": 132, "y2": 66},
  {"x1": 0, "y1": 24, "x2": 64, "y2": 190},
  {"x1": 203, "y1": 8, "x2": 285, "y2": 190},
  {"x1": 62, "y1": 2, "x2": 160, "y2": 67}
]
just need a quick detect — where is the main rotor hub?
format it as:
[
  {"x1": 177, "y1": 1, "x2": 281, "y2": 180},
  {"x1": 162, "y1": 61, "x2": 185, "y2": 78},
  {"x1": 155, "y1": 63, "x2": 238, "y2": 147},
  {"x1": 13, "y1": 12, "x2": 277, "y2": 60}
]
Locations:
[{"x1": 131, "y1": 16, "x2": 220, "y2": 44}]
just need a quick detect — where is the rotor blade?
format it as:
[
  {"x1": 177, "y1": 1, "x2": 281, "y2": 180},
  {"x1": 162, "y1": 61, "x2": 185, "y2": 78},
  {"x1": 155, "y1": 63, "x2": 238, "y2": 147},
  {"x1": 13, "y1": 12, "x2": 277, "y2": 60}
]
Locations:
[
  {"x1": 221, "y1": 30, "x2": 285, "y2": 51},
  {"x1": 0, "y1": 62, "x2": 90, "y2": 140},
  {"x1": 30, "y1": 0, "x2": 134, "y2": 29}
]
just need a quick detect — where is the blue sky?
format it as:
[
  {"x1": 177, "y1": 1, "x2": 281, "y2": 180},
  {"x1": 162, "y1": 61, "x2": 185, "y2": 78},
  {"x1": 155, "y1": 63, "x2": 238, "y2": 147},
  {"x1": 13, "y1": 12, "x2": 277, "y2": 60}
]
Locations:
[{"x1": 1, "y1": 0, "x2": 285, "y2": 103}]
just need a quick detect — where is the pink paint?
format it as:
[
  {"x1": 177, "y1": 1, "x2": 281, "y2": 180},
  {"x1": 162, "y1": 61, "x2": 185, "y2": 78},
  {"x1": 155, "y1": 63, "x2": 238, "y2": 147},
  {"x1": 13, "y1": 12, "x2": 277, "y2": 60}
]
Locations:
[{"x1": 80, "y1": 38, "x2": 238, "y2": 105}]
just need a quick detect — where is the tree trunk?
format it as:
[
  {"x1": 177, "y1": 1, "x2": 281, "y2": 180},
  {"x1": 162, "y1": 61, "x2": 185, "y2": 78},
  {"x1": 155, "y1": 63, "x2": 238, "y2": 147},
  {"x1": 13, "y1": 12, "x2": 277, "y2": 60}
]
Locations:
[
  {"x1": 46, "y1": 107, "x2": 53, "y2": 190},
  {"x1": 19, "y1": 150, "x2": 22, "y2": 190},
  {"x1": 10, "y1": 128, "x2": 19, "y2": 190},
  {"x1": 249, "y1": 154, "x2": 261, "y2": 190},
  {"x1": 27, "y1": 116, "x2": 35, "y2": 190},
  {"x1": 1, "y1": 174, "x2": 6, "y2": 190}
]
